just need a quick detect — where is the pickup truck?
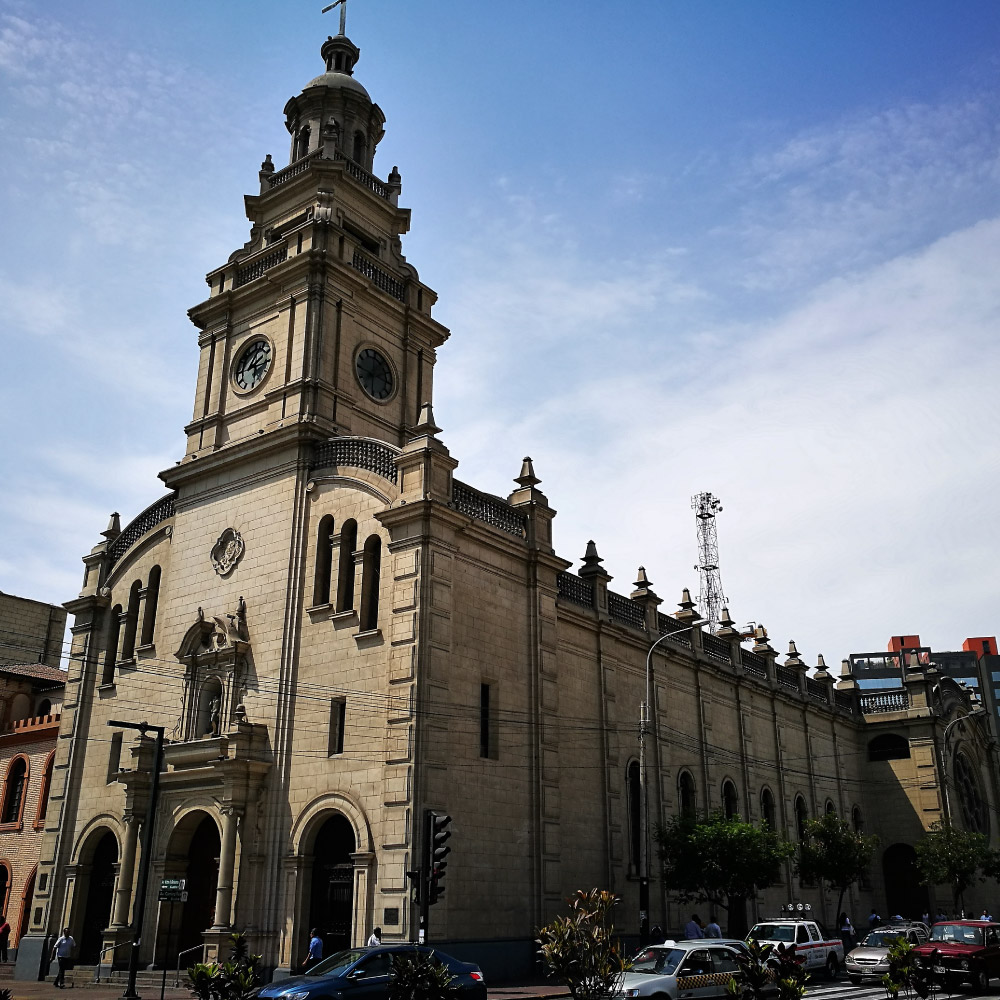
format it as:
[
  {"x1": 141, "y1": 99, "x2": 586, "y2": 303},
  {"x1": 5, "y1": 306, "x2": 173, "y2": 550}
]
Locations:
[{"x1": 748, "y1": 919, "x2": 845, "y2": 978}]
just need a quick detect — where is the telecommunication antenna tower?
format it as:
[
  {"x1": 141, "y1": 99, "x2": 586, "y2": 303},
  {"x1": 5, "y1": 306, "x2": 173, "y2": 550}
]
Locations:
[{"x1": 692, "y1": 492, "x2": 727, "y2": 631}]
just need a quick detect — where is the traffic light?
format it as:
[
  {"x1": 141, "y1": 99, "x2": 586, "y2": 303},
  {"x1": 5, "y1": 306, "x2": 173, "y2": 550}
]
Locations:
[{"x1": 426, "y1": 810, "x2": 451, "y2": 906}]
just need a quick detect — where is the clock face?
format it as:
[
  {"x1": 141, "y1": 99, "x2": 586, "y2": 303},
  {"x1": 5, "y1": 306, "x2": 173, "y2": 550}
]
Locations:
[
  {"x1": 356, "y1": 348, "x2": 394, "y2": 401},
  {"x1": 233, "y1": 339, "x2": 272, "y2": 391}
]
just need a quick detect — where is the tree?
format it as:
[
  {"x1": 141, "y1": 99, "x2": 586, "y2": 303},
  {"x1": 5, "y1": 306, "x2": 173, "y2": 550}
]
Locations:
[
  {"x1": 537, "y1": 888, "x2": 630, "y2": 1000},
  {"x1": 655, "y1": 812, "x2": 794, "y2": 939},
  {"x1": 914, "y1": 821, "x2": 990, "y2": 915},
  {"x1": 796, "y1": 812, "x2": 879, "y2": 922}
]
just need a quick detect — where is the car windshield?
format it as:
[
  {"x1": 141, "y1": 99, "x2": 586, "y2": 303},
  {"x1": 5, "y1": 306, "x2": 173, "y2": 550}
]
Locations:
[
  {"x1": 630, "y1": 948, "x2": 686, "y2": 975},
  {"x1": 306, "y1": 948, "x2": 369, "y2": 977},
  {"x1": 931, "y1": 925, "x2": 983, "y2": 945},
  {"x1": 863, "y1": 932, "x2": 905, "y2": 948},
  {"x1": 749, "y1": 924, "x2": 795, "y2": 943}
]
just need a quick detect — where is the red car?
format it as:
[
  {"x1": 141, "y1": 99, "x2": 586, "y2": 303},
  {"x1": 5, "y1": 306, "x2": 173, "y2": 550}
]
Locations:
[{"x1": 912, "y1": 920, "x2": 1000, "y2": 990}]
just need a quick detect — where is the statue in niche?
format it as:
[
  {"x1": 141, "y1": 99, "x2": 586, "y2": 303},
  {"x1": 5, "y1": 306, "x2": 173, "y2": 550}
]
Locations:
[{"x1": 209, "y1": 696, "x2": 221, "y2": 737}]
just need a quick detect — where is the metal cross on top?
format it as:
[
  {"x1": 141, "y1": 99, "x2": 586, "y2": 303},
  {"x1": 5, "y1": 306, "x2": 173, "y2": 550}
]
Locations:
[{"x1": 321, "y1": 0, "x2": 349, "y2": 35}]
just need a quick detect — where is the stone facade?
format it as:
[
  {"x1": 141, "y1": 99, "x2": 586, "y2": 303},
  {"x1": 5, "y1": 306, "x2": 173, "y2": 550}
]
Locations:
[
  {"x1": 0, "y1": 592, "x2": 65, "y2": 670},
  {"x1": 14, "y1": 28, "x2": 1000, "y2": 985}
]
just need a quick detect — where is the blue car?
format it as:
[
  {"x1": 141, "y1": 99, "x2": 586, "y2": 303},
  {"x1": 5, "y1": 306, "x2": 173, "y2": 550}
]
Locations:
[{"x1": 258, "y1": 945, "x2": 487, "y2": 1000}]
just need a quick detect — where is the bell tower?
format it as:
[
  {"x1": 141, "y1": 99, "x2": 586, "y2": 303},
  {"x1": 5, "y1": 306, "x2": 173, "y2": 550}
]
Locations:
[{"x1": 175, "y1": 30, "x2": 449, "y2": 485}]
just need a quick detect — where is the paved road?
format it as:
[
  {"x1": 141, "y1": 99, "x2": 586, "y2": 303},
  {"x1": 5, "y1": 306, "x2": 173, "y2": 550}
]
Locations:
[{"x1": 807, "y1": 979, "x2": 996, "y2": 1000}]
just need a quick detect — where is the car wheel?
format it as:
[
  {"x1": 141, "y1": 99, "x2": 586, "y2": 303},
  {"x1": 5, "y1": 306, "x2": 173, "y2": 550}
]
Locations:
[
  {"x1": 849, "y1": 976, "x2": 862, "y2": 985},
  {"x1": 651, "y1": 992, "x2": 670, "y2": 1000},
  {"x1": 826, "y1": 955, "x2": 839, "y2": 980},
  {"x1": 969, "y1": 969, "x2": 989, "y2": 991}
]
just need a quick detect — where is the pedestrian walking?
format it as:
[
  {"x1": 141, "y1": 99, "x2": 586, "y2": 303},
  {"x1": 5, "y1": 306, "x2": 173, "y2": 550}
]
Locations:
[
  {"x1": 366, "y1": 926, "x2": 382, "y2": 947},
  {"x1": 303, "y1": 927, "x2": 323, "y2": 971},
  {"x1": 869, "y1": 909, "x2": 881, "y2": 929},
  {"x1": 684, "y1": 914, "x2": 705, "y2": 939},
  {"x1": 649, "y1": 925, "x2": 666, "y2": 945},
  {"x1": 705, "y1": 915, "x2": 722, "y2": 938},
  {"x1": 839, "y1": 912, "x2": 855, "y2": 952},
  {"x1": 52, "y1": 927, "x2": 75, "y2": 988}
]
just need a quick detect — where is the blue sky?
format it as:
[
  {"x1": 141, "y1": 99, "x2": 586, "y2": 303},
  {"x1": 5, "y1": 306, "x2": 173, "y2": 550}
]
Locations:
[{"x1": 2, "y1": 0, "x2": 1000, "y2": 667}]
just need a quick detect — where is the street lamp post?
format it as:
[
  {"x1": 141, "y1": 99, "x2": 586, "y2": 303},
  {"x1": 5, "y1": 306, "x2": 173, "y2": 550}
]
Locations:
[
  {"x1": 638, "y1": 620, "x2": 707, "y2": 944},
  {"x1": 108, "y1": 720, "x2": 165, "y2": 1000}
]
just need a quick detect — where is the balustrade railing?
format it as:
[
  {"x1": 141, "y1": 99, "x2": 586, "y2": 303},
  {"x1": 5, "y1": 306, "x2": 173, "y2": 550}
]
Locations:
[
  {"x1": 741, "y1": 650, "x2": 767, "y2": 679},
  {"x1": 806, "y1": 677, "x2": 828, "y2": 701},
  {"x1": 608, "y1": 592, "x2": 645, "y2": 630},
  {"x1": 351, "y1": 248, "x2": 405, "y2": 301},
  {"x1": 776, "y1": 665, "x2": 800, "y2": 690},
  {"x1": 107, "y1": 494, "x2": 177, "y2": 569},
  {"x1": 311, "y1": 437, "x2": 399, "y2": 484},
  {"x1": 835, "y1": 690, "x2": 856, "y2": 711},
  {"x1": 702, "y1": 632, "x2": 732, "y2": 663},
  {"x1": 235, "y1": 243, "x2": 288, "y2": 287},
  {"x1": 557, "y1": 572, "x2": 593, "y2": 608},
  {"x1": 451, "y1": 481, "x2": 526, "y2": 538},
  {"x1": 860, "y1": 690, "x2": 910, "y2": 715}
]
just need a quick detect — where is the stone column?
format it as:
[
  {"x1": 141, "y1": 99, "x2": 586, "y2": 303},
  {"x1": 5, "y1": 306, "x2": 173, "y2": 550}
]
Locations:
[
  {"x1": 213, "y1": 807, "x2": 241, "y2": 929},
  {"x1": 110, "y1": 815, "x2": 139, "y2": 928}
]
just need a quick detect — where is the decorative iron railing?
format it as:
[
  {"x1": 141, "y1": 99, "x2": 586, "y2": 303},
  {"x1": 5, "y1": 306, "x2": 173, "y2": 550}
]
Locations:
[
  {"x1": 776, "y1": 665, "x2": 800, "y2": 691},
  {"x1": 311, "y1": 437, "x2": 399, "y2": 484},
  {"x1": 860, "y1": 690, "x2": 910, "y2": 715},
  {"x1": 352, "y1": 248, "x2": 405, "y2": 301},
  {"x1": 656, "y1": 613, "x2": 691, "y2": 644},
  {"x1": 608, "y1": 592, "x2": 645, "y2": 630},
  {"x1": 741, "y1": 650, "x2": 767, "y2": 679},
  {"x1": 451, "y1": 481, "x2": 526, "y2": 538},
  {"x1": 702, "y1": 632, "x2": 732, "y2": 663},
  {"x1": 806, "y1": 677, "x2": 828, "y2": 702},
  {"x1": 235, "y1": 244, "x2": 288, "y2": 288},
  {"x1": 557, "y1": 572, "x2": 593, "y2": 608},
  {"x1": 835, "y1": 690, "x2": 856, "y2": 711},
  {"x1": 107, "y1": 494, "x2": 177, "y2": 569}
]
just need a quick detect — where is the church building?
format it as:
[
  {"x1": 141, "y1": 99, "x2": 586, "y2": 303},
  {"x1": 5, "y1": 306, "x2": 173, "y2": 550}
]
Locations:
[{"x1": 14, "y1": 27, "x2": 1000, "y2": 983}]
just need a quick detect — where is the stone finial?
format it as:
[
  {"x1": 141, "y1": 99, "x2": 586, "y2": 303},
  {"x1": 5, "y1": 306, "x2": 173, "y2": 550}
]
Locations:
[
  {"x1": 814, "y1": 653, "x2": 831, "y2": 679},
  {"x1": 840, "y1": 658, "x2": 852, "y2": 679},
  {"x1": 412, "y1": 401, "x2": 441, "y2": 437},
  {"x1": 260, "y1": 153, "x2": 275, "y2": 175},
  {"x1": 515, "y1": 456, "x2": 541, "y2": 488},
  {"x1": 715, "y1": 606, "x2": 738, "y2": 637},
  {"x1": 388, "y1": 165, "x2": 401, "y2": 185},
  {"x1": 752, "y1": 624, "x2": 774, "y2": 654},
  {"x1": 634, "y1": 566, "x2": 652, "y2": 590},
  {"x1": 675, "y1": 587, "x2": 700, "y2": 623},
  {"x1": 101, "y1": 512, "x2": 121, "y2": 541},
  {"x1": 581, "y1": 540, "x2": 602, "y2": 569},
  {"x1": 785, "y1": 640, "x2": 804, "y2": 667}
]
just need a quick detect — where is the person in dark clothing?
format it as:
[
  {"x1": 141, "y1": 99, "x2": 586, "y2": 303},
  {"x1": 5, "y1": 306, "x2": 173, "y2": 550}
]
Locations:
[{"x1": 649, "y1": 925, "x2": 666, "y2": 945}]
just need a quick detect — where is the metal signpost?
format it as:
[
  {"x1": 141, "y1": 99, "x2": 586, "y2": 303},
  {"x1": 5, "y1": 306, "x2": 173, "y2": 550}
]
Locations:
[{"x1": 156, "y1": 879, "x2": 187, "y2": 1000}]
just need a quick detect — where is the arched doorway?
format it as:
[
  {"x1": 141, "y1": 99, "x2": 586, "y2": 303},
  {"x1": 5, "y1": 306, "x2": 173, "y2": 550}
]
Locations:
[
  {"x1": 308, "y1": 814, "x2": 357, "y2": 957},
  {"x1": 883, "y1": 843, "x2": 929, "y2": 919},
  {"x1": 16, "y1": 867, "x2": 36, "y2": 946},
  {"x1": 79, "y1": 831, "x2": 118, "y2": 963},
  {"x1": 177, "y1": 816, "x2": 221, "y2": 957}
]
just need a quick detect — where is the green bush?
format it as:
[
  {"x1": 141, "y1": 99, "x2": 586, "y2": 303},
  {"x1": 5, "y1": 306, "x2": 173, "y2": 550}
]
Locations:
[
  {"x1": 388, "y1": 951, "x2": 459, "y2": 1000},
  {"x1": 187, "y1": 932, "x2": 262, "y2": 1000}
]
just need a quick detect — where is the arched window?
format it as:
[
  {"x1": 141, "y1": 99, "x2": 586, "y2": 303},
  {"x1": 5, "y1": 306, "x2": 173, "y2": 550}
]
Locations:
[
  {"x1": 825, "y1": 800, "x2": 836, "y2": 816},
  {"x1": 295, "y1": 126, "x2": 311, "y2": 160},
  {"x1": 336, "y1": 520, "x2": 358, "y2": 612},
  {"x1": 794, "y1": 795, "x2": 808, "y2": 841},
  {"x1": 352, "y1": 130, "x2": 366, "y2": 164},
  {"x1": 722, "y1": 779, "x2": 739, "y2": 819},
  {"x1": 955, "y1": 753, "x2": 989, "y2": 835},
  {"x1": 120, "y1": 580, "x2": 142, "y2": 661},
  {"x1": 868, "y1": 733, "x2": 911, "y2": 761},
  {"x1": 313, "y1": 515, "x2": 335, "y2": 606},
  {"x1": 1, "y1": 758, "x2": 28, "y2": 825},
  {"x1": 761, "y1": 787, "x2": 776, "y2": 830},
  {"x1": 139, "y1": 565, "x2": 161, "y2": 647},
  {"x1": 678, "y1": 771, "x2": 696, "y2": 817},
  {"x1": 627, "y1": 761, "x2": 641, "y2": 872},
  {"x1": 7, "y1": 695, "x2": 30, "y2": 724},
  {"x1": 359, "y1": 535, "x2": 382, "y2": 631},
  {"x1": 34, "y1": 752, "x2": 54, "y2": 827},
  {"x1": 102, "y1": 604, "x2": 122, "y2": 685},
  {"x1": 852, "y1": 806, "x2": 864, "y2": 834},
  {"x1": 36, "y1": 699, "x2": 51, "y2": 719}
]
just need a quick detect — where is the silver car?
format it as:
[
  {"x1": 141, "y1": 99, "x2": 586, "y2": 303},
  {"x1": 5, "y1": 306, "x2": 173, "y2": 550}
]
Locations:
[
  {"x1": 615, "y1": 941, "x2": 746, "y2": 1000},
  {"x1": 845, "y1": 924, "x2": 930, "y2": 984}
]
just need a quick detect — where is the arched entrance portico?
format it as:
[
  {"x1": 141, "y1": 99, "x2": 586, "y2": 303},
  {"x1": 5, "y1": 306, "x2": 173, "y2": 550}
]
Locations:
[
  {"x1": 155, "y1": 811, "x2": 221, "y2": 966},
  {"x1": 77, "y1": 830, "x2": 119, "y2": 964},
  {"x1": 308, "y1": 814, "x2": 357, "y2": 957}
]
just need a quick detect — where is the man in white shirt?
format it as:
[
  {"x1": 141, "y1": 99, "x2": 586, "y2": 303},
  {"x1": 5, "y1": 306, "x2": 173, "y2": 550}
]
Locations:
[
  {"x1": 366, "y1": 926, "x2": 382, "y2": 947},
  {"x1": 52, "y1": 927, "x2": 75, "y2": 988}
]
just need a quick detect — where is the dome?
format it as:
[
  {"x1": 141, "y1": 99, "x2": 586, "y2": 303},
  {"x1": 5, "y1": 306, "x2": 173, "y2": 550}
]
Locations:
[{"x1": 303, "y1": 71, "x2": 371, "y2": 101}]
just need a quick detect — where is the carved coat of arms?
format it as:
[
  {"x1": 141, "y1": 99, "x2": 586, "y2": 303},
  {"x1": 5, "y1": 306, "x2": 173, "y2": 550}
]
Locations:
[{"x1": 211, "y1": 528, "x2": 245, "y2": 577}]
